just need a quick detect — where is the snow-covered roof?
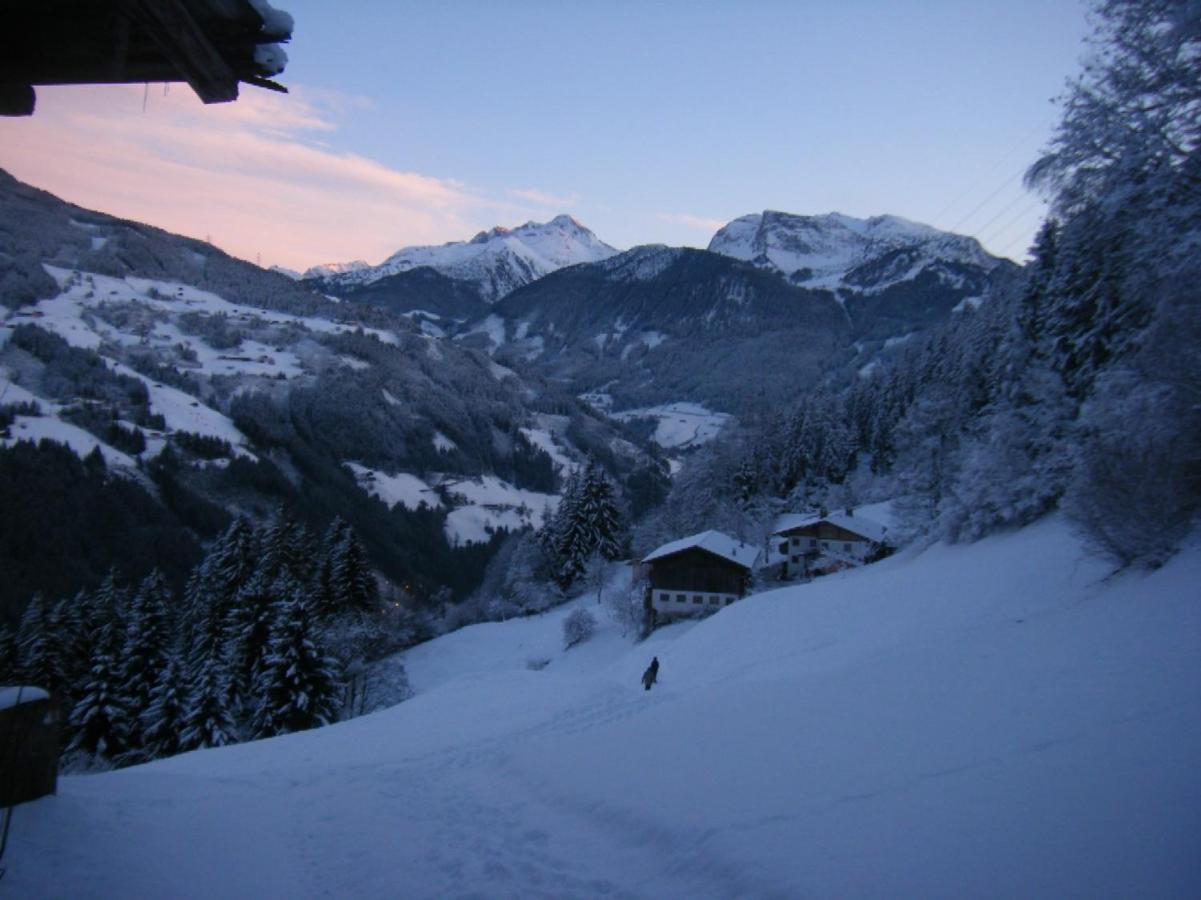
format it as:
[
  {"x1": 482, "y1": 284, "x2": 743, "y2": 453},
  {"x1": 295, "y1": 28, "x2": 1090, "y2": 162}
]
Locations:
[
  {"x1": 772, "y1": 512, "x2": 888, "y2": 544},
  {"x1": 643, "y1": 530, "x2": 759, "y2": 569},
  {"x1": 0, "y1": 686, "x2": 50, "y2": 711}
]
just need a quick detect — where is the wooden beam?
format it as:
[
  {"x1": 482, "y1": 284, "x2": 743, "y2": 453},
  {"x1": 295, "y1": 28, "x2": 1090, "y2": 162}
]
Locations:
[{"x1": 118, "y1": 0, "x2": 240, "y2": 104}]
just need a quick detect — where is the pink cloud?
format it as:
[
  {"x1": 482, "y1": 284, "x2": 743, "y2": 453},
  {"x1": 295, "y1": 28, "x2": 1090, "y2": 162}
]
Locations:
[{"x1": 0, "y1": 85, "x2": 525, "y2": 270}]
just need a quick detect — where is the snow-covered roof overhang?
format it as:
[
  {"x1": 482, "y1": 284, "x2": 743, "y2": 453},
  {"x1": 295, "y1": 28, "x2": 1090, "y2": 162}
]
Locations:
[
  {"x1": 0, "y1": 0, "x2": 293, "y2": 116},
  {"x1": 643, "y1": 530, "x2": 759, "y2": 570},
  {"x1": 772, "y1": 512, "x2": 888, "y2": 544},
  {"x1": 0, "y1": 685, "x2": 51, "y2": 711}
]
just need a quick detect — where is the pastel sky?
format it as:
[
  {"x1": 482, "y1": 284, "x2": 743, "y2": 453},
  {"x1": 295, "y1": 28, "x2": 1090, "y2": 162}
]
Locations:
[{"x1": 0, "y1": 1, "x2": 1088, "y2": 271}]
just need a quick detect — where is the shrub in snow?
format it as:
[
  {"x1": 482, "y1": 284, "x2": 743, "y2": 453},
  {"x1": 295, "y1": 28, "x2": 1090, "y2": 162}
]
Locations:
[
  {"x1": 562, "y1": 608, "x2": 597, "y2": 650},
  {"x1": 604, "y1": 579, "x2": 648, "y2": 639}
]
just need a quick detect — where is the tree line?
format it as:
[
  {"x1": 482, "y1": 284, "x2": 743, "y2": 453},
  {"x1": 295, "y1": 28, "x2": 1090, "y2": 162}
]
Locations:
[
  {"x1": 0, "y1": 513, "x2": 412, "y2": 770},
  {"x1": 636, "y1": 0, "x2": 1200, "y2": 570}
]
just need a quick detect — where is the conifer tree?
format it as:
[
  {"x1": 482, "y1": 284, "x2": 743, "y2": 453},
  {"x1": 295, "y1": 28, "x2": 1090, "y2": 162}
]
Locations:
[
  {"x1": 140, "y1": 650, "x2": 188, "y2": 760},
  {"x1": 182, "y1": 516, "x2": 258, "y2": 643},
  {"x1": 329, "y1": 522, "x2": 379, "y2": 615},
  {"x1": 259, "y1": 512, "x2": 315, "y2": 589},
  {"x1": 178, "y1": 604, "x2": 237, "y2": 751},
  {"x1": 576, "y1": 462, "x2": 623, "y2": 561},
  {"x1": 15, "y1": 593, "x2": 63, "y2": 694},
  {"x1": 251, "y1": 595, "x2": 341, "y2": 738},
  {"x1": 68, "y1": 598, "x2": 132, "y2": 760},
  {"x1": 57, "y1": 589, "x2": 91, "y2": 701},
  {"x1": 311, "y1": 517, "x2": 349, "y2": 618},
  {"x1": 223, "y1": 567, "x2": 281, "y2": 713},
  {"x1": 120, "y1": 570, "x2": 175, "y2": 751}
]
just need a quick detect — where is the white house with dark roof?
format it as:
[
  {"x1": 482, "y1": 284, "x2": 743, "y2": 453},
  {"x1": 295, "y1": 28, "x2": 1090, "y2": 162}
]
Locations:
[
  {"x1": 772, "y1": 510, "x2": 889, "y2": 579},
  {"x1": 641, "y1": 530, "x2": 759, "y2": 620}
]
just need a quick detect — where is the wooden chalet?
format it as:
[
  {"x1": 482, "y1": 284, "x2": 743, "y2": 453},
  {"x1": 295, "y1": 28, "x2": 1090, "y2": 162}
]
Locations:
[
  {"x1": 0, "y1": 0, "x2": 293, "y2": 116},
  {"x1": 641, "y1": 530, "x2": 758, "y2": 621},
  {"x1": 773, "y1": 510, "x2": 889, "y2": 579}
]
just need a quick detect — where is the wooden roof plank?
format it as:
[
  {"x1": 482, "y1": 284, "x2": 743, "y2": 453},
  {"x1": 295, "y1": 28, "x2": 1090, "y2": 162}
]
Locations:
[{"x1": 118, "y1": 0, "x2": 240, "y2": 104}]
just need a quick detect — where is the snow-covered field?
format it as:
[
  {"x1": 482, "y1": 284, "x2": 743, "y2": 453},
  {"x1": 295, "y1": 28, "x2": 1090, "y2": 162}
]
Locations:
[
  {"x1": 8, "y1": 518, "x2": 1200, "y2": 897},
  {"x1": 612, "y1": 401, "x2": 731, "y2": 449},
  {"x1": 440, "y1": 475, "x2": 558, "y2": 545}
]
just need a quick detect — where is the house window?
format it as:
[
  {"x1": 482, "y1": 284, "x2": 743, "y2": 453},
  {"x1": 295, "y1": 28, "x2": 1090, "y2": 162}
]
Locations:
[
  {"x1": 778, "y1": 542, "x2": 788, "y2": 554},
  {"x1": 676, "y1": 594, "x2": 687, "y2": 604},
  {"x1": 844, "y1": 542, "x2": 852, "y2": 552},
  {"x1": 809, "y1": 538, "x2": 817, "y2": 548},
  {"x1": 693, "y1": 595, "x2": 703, "y2": 605},
  {"x1": 709, "y1": 596, "x2": 720, "y2": 605},
  {"x1": 821, "y1": 541, "x2": 830, "y2": 549},
  {"x1": 658, "y1": 591, "x2": 669, "y2": 604}
]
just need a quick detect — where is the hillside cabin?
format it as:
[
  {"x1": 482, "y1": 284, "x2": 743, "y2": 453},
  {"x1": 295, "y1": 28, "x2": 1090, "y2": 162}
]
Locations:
[
  {"x1": 773, "y1": 511, "x2": 889, "y2": 579},
  {"x1": 642, "y1": 530, "x2": 759, "y2": 621}
]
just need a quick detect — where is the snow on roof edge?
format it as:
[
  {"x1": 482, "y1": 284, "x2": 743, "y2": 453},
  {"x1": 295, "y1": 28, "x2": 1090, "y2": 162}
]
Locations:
[
  {"x1": 772, "y1": 512, "x2": 888, "y2": 543},
  {"x1": 643, "y1": 529, "x2": 759, "y2": 569},
  {"x1": 0, "y1": 685, "x2": 50, "y2": 710}
]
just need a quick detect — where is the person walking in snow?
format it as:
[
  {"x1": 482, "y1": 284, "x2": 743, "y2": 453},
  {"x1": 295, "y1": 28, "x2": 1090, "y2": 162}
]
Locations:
[{"x1": 642, "y1": 656, "x2": 659, "y2": 691}]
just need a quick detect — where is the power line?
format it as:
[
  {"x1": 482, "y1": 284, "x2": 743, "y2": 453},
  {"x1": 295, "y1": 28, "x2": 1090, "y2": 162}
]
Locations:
[
  {"x1": 980, "y1": 197, "x2": 1047, "y2": 250},
  {"x1": 971, "y1": 189, "x2": 1033, "y2": 242},
  {"x1": 947, "y1": 164, "x2": 1028, "y2": 235},
  {"x1": 928, "y1": 123, "x2": 1045, "y2": 225}
]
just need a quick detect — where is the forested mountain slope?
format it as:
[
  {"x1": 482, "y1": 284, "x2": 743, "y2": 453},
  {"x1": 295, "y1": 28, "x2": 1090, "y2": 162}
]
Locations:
[{"x1": 0, "y1": 171, "x2": 657, "y2": 619}]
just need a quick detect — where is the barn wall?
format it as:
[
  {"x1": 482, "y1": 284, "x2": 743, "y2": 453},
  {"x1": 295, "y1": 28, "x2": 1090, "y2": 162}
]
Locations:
[
  {"x1": 647, "y1": 547, "x2": 749, "y2": 596},
  {"x1": 0, "y1": 693, "x2": 60, "y2": 806}
]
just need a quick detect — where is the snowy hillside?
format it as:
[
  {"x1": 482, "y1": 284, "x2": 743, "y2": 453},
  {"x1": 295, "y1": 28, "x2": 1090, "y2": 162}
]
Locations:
[
  {"x1": 709, "y1": 210, "x2": 1002, "y2": 292},
  {"x1": 309, "y1": 215, "x2": 618, "y2": 301},
  {"x1": 0, "y1": 170, "x2": 661, "y2": 611},
  {"x1": 10, "y1": 517, "x2": 1199, "y2": 897}
]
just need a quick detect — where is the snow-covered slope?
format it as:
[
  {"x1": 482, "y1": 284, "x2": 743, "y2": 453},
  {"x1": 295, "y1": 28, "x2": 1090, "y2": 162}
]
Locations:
[
  {"x1": 310, "y1": 215, "x2": 618, "y2": 302},
  {"x1": 11, "y1": 518, "x2": 1200, "y2": 897},
  {"x1": 709, "y1": 210, "x2": 1001, "y2": 292}
]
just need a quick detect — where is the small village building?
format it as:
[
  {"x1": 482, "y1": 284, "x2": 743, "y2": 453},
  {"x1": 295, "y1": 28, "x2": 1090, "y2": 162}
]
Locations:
[
  {"x1": 641, "y1": 530, "x2": 758, "y2": 621},
  {"x1": 773, "y1": 511, "x2": 888, "y2": 579}
]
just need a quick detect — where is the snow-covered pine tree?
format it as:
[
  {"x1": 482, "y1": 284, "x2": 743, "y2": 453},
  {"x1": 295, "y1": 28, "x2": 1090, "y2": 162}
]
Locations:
[
  {"x1": 222, "y1": 566, "x2": 280, "y2": 714},
  {"x1": 576, "y1": 462, "x2": 624, "y2": 562},
  {"x1": 329, "y1": 521, "x2": 379, "y2": 615},
  {"x1": 120, "y1": 570, "x2": 176, "y2": 752},
  {"x1": 250, "y1": 593, "x2": 341, "y2": 738},
  {"x1": 15, "y1": 593, "x2": 64, "y2": 694},
  {"x1": 181, "y1": 516, "x2": 258, "y2": 644},
  {"x1": 67, "y1": 594, "x2": 132, "y2": 761},
  {"x1": 311, "y1": 517, "x2": 350, "y2": 619},
  {"x1": 258, "y1": 511, "x2": 316, "y2": 589},
  {"x1": 178, "y1": 603, "x2": 238, "y2": 751},
  {"x1": 140, "y1": 649, "x2": 188, "y2": 761},
  {"x1": 57, "y1": 589, "x2": 91, "y2": 698}
]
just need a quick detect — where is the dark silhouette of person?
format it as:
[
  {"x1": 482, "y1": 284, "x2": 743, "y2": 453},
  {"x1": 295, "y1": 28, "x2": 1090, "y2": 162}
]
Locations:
[{"x1": 642, "y1": 656, "x2": 659, "y2": 691}]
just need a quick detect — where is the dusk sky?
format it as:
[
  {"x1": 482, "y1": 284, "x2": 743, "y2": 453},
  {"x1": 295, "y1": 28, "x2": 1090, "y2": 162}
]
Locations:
[{"x1": 0, "y1": 1, "x2": 1088, "y2": 271}]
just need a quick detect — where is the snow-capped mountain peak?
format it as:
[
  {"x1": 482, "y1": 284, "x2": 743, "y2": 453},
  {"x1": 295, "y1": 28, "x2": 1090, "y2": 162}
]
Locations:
[
  {"x1": 708, "y1": 210, "x2": 999, "y2": 292},
  {"x1": 302, "y1": 259, "x2": 371, "y2": 280},
  {"x1": 310, "y1": 215, "x2": 618, "y2": 302}
]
